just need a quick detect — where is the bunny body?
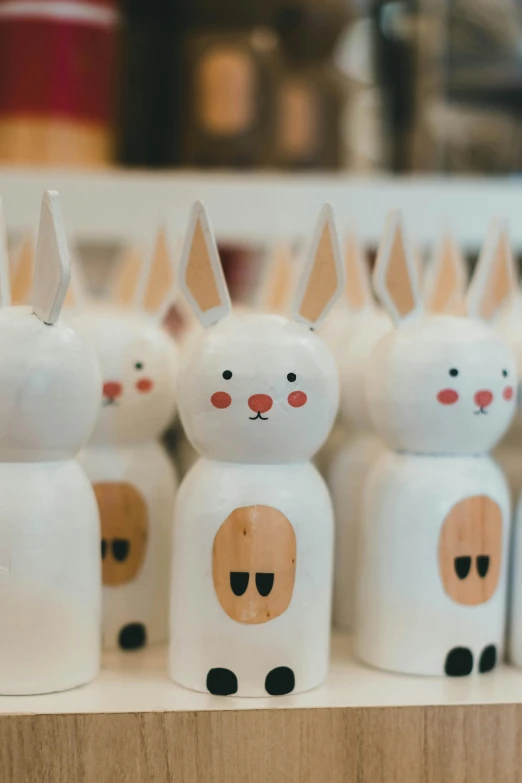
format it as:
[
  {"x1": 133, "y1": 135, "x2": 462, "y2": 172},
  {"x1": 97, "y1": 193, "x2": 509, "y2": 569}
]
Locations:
[
  {"x1": 358, "y1": 449, "x2": 510, "y2": 675},
  {"x1": 0, "y1": 195, "x2": 102, "y2": 694},
  {"x1": 169, "y1": 204, "x2": 344, "y2": 696},
  {"x1": 356, "y1": 217, "x2": 516, "y2": 678},
  {"x1": 71, "y1": 305, "x2": 179, "y2": 650},
  {"x1": 172, "y1": 451, "x2": 332, "y2": 695}
]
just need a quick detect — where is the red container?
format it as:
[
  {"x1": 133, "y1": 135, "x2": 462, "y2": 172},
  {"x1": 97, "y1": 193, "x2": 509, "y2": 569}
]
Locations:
[{"x1": 0, "y1": 0, "x2": 119, "y2": 164}]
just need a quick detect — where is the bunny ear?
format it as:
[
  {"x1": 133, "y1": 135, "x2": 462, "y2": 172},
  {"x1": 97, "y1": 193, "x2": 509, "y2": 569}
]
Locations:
[
  {"x1": 425, "y1": 232, "x2": 467, "y2": 315},
  {"x1": 0, "y1": 200, "x2": 10, "y2": 307},
  {"x1": 32, "y1": 191, "x2": 70, "y2": 325},
  {"x1": 260, "y1": 241, "x2": 295, "y2": 313},
  {"x1": 139, "y1": 223, "x2": 176, "y2": 316},
  {"x1": 292, "y1": 203, "x2": 345, "y2": 328},
  {"x1": 112, "y1": 244, "x2": 144, "y2": 306},
  {"x1": 179, "y1": 201, "x2": 231, "y2": 328},
  {"x1": 10, "y1": 234, "x2": 34, "y2": 305},
  {"x1": 372, "y1": 210, "x2": 422, "y2": 325},
  {"x1": 343, "y1": 231, "x2": 374, "y2": 313},
  {"x1": 466, "y1": 219, "x2": 516, "y2": 321}
]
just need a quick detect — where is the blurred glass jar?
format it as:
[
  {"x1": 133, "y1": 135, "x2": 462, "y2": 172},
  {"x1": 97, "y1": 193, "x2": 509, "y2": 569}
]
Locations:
[
  {"x1": 0, "y1": 0, "x2": 119, "y2": 166},
  {"x1": 178, "y1": 2, "x2": 280, "y2": 168},
  {"x1": 274, "y1": 0, "x2": 351, "y2": 170}
]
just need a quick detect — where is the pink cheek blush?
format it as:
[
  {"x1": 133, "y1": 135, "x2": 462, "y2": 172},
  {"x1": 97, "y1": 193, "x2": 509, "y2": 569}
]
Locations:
[
  {"x1": 136, "y1": 378, "x2": 153, "y2": 393},
  {"x1": 437, "y1": 389, "x2": 459, "y2": 405},
  {"x1": 211, "y1": 391, "x2": 232, "y2": 409},
  {"x1": 288, "y1": 391, "x2": 307, "y2": 408},
  {"x1": 503, "y1": 386, "x2": 514, "y2": 401}
]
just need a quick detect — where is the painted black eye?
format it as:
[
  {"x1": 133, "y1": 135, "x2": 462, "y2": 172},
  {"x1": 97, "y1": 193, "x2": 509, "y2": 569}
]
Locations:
[
  {"x1": 502, "y1": 369, "x2": 508, "y2": 377},
  {"x1": 287, "y1": 373, "x2": 297, "y2": 382},
  {"x1": 449, "y1": 368, "x2": 459, "y2": 377},
  {"x1": 222, "y1": 370, "x2": 232, "y2": 380},
  {"x1": 135, "y1": 362, "x2": 143, "y2": 370}
]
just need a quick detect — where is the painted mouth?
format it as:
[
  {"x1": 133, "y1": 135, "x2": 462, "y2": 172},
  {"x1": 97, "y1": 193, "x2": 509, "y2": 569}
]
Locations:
[
  {"x1": 474, "y1": 407, "x2": 488, "y2": 416},
  {"x1": 103, "y1": 397, "x2": 119, "y2": 407},
  {"x1": 249, "y1": 412, "x2": 269, "y2": 421}
]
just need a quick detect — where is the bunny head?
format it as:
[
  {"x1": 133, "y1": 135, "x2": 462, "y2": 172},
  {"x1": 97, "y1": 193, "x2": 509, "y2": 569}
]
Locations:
[
  {"x1": 68, "y1": 226, "x2": 179, "y2": 445},
  {"x1": 0, "y1": 191, "x2": 101, "y2": 462},
  {"x1": 177, "y1": 201, "x2": 345, "y2": 464},
  {"x1": 366, "y1": 213, "x2": 517, "y2": 456},
  {"x1": 335, "y1": 232, "x2": 391, "y2": 430}
]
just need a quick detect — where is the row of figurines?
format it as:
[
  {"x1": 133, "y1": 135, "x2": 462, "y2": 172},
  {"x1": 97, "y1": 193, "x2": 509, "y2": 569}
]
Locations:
[{"x1": 1, "y1": 190, "x2": 521, "y2": 698}]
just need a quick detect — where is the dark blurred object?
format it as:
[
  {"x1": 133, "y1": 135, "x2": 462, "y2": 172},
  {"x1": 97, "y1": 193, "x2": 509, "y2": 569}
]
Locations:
[
  {"x1": 372, "y1": 0, "x2": 416, "y2": 171},
  {"x1": 410, "y1": 0, "x2": 522, "y2": 173},
  {"x1": 178, "y1": 2, "x2": 280, "y2": 168},
  {"x1": 274, "y1": 0, "x2": 351, "y2": 169},
  {"x1": 0, "y1": 0, "x2": 119, "y2": 165},
  {"x1": 118, "y1": 0, "x2": 181, "y2": 167}
]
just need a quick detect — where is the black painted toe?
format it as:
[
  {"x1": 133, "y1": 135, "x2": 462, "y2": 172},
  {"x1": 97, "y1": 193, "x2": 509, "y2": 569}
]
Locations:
[
  {"x1": 265, "y1": 666, "x2": 295, "y2": 696},
  {"x1": 206, "y1": 668, "x2": 238, "y2": 696},
  {"x1": 479, "y1": 645, "x2": 497, "y2": 674},
  {"x1": 444, "y1": 647, "x2": 473, "y2": 677},
  {"x1": 118, "y1": 623, "x2": 147, "y2": 651}
]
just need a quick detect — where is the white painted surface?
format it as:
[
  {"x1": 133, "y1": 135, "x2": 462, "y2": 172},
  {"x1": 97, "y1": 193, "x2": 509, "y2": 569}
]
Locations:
[
  {"x1": 2, "y1": 632, "x2": 522, "y2": 714},
  {"x1": 71, "y1": 305, "x2": 179, "y2": 649},
  {"x1": 170, "y1": 205, "x2": 343, "y2": 696},
  {"x1": 357, "y1": 451, "x2": 511, "y2": 675},
  {"x1": 3, "y1": 170, "x2": 522, "y2": 248},
  {"x1": 79, "y1": 442, "x2": 177, "y2": 649},
  {"x1": 0, "y1": 191, "x2": 103, "y2": 694}
]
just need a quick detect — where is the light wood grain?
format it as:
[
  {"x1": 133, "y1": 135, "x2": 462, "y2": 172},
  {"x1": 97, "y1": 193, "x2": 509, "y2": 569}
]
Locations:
[{"x1": 2, "y1": 703, "x2": 522, "y2": 783}]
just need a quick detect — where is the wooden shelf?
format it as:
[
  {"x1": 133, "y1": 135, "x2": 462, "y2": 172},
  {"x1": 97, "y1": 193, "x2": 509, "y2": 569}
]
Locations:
[
  {"x1": 2, "y1": 633, "x2": 522, "y2": 782},
  {"x1": 0, "y1": 168, "x2": 522, "y2": 250}
]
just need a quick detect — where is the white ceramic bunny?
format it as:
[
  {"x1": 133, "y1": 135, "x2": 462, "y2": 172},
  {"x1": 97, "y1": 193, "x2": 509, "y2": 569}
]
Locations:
[
  {"x1": 356, "y1": 213, "x2": 517, "y2": 677},
  {"x1": 0, "y1": 191, "x2": 102, "y2": 694},
  {"x1": 69, "y1": 226, "x2": 179, "y2": 651},
  {"x1": 329, "y1": 230, "x2": 469, "y2": 631},
  {"x1": 169, "y1": 201, "x2": 344, "y2": 697}
]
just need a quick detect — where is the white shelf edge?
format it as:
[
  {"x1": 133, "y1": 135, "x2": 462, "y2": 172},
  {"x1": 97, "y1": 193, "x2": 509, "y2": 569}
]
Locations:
[
  {"x1": 0, "y1": 168, "x2": 520, "y2": 249},
  {"x1": 0, "y1": 633, "x2": 521, "y2": 716}
]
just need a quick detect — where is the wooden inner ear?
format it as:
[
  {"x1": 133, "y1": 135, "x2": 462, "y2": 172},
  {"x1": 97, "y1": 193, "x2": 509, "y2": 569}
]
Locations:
[
  {"x1": 427, "y1": 236, "x2": 459, "y2": 313},
  {"x1": 185, "y1": 217, "x2": 222, "y2": 313},
  {"x1": 344, "y1": 235, "x2": 369, "y2": 311},
  {"x1": 385, "y1": 225, "x2": 416, "y2": 318},
  {"x1": 298, "y1": 221, "x2": 338, "y2": 323},
  {"x1": 142, "y1": 227, "x2": 175, "y2": 313},
  {"x1": 478, "y1": 232, "x2": 512, "y2": 320}
]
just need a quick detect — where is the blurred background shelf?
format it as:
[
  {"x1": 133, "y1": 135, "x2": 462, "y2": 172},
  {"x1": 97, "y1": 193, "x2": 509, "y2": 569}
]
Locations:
[
  {"x1": 1, "y1": 168, "x2": 522, "y2": 248},
  {"x1": 1, "y1": 633, "x2": 522, "y2": 783}
]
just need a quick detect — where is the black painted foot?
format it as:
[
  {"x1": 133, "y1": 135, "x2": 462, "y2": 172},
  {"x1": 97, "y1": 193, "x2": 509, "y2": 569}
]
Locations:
[
  {"x1": 479, "y1": 645, "x2": 497, "y2": 674},
  {"x1": 118, "y1": 623, "x2": 147, "y2": 651},
  {"x1": 206, "y1": 668, "x2": 238, "y2": 696},
  {"x1": 444, "y1": 647, "x2": 473, "y2": 677},
  {"x1": 265, "y1": 666, "x2": 295, "y2": 696}
]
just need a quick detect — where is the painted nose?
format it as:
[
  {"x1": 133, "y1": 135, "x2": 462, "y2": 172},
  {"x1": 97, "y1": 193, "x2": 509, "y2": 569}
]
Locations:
[
  {"x1": 248, "y1": 394, "x2": 273, "y2": 413},
  {"x1": 474, "y1": 390, "x2": 493, "y2": 408},
  {"x1": 103, "y1": 381, "x2": 123, "y2": 399}
]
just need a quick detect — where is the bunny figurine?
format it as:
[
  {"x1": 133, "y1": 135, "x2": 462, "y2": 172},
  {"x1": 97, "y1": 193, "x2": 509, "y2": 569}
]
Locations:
[
  {"x1": 169, "y1": 201, "x2": 345, "y2": 696},
  {"x1": 331, "y1": 229, "x2": 470, "y2": 631},
  {"x1": 356, "y1": 213, "x2": 517, "y2": 677},
  {"x1": 0, "y1": 191, "x2": 102, "y2": 694},
  {"x1": 69, "y1": 225, "x2": 179, "y2": 651}
]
